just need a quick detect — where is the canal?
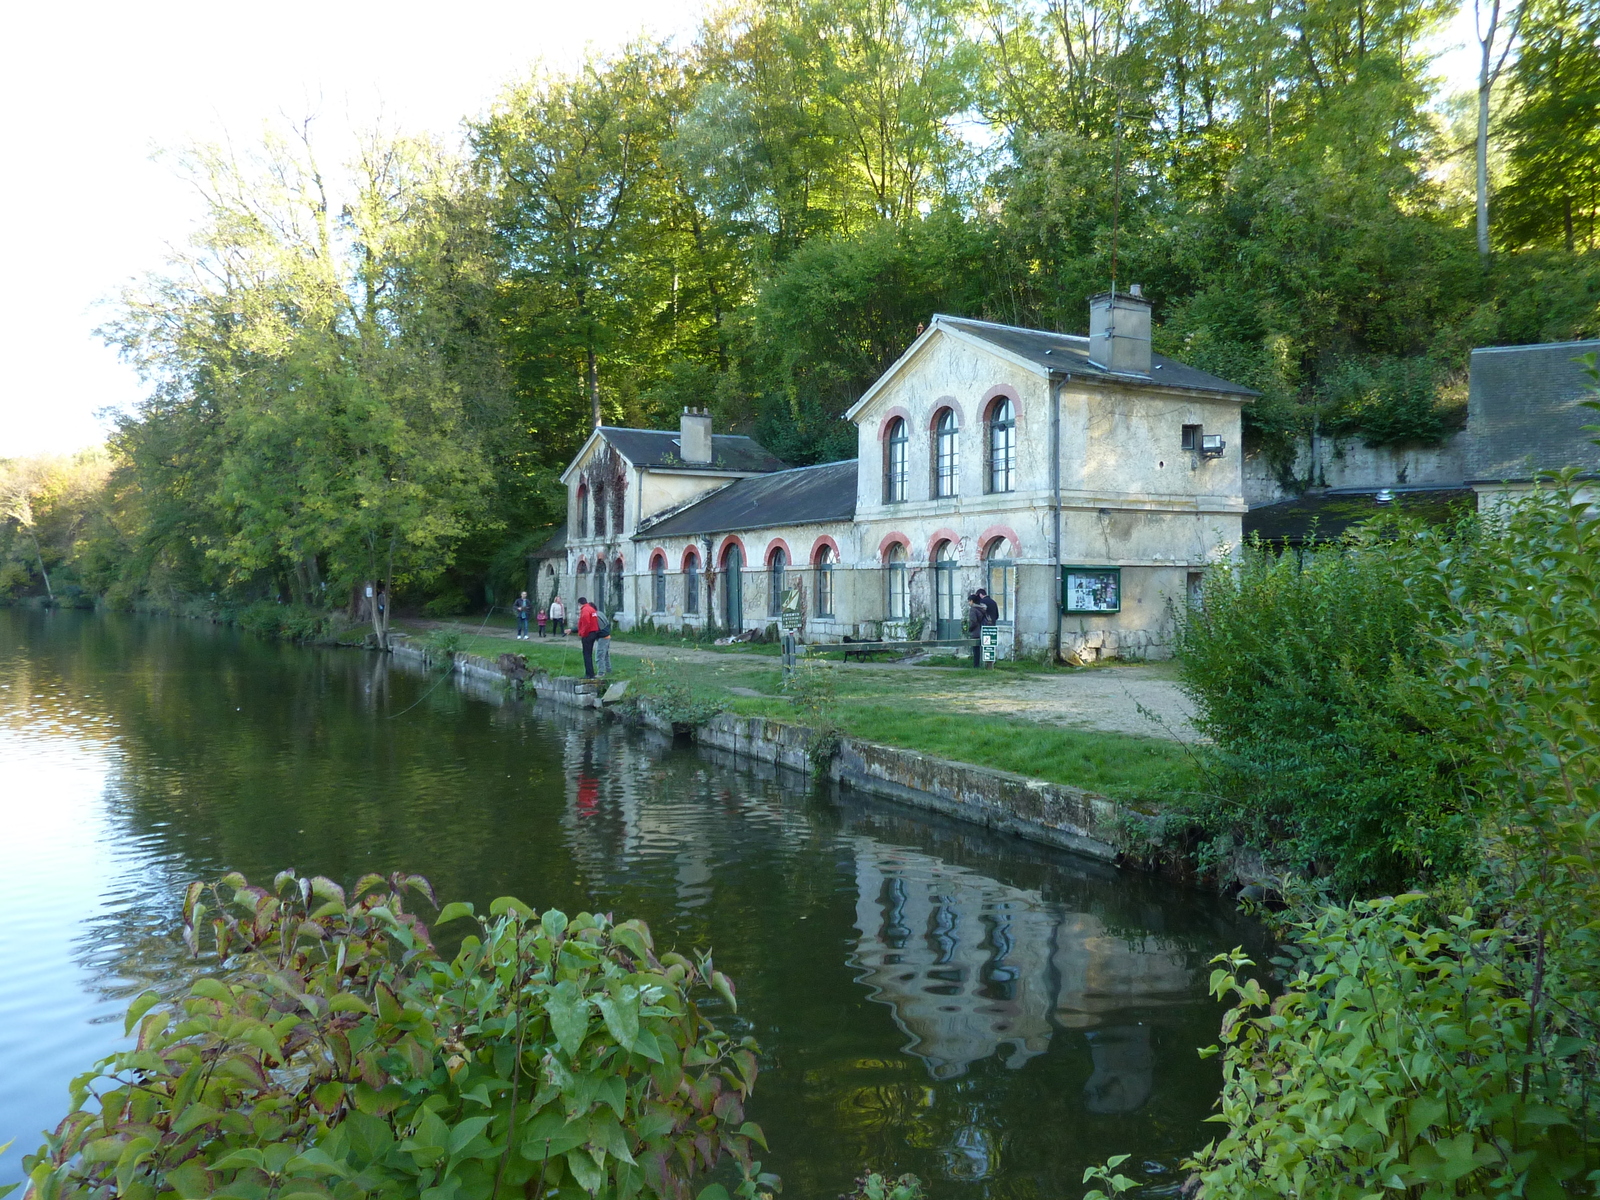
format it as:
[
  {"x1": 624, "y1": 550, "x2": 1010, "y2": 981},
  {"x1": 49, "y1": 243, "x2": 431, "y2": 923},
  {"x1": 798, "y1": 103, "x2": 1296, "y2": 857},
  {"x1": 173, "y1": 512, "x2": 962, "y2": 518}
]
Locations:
[{"x1": 0, "y1": 609, "x2": 1259, "y2": 1198}]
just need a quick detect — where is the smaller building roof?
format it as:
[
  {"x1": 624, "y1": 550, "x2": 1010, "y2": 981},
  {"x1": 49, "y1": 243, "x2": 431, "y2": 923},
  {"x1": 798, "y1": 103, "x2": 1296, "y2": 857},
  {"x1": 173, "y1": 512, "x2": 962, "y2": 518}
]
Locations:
[
  {"x1": 635, "y1": 459, "x2": 859, "y2": 540},
  {"x1": 1467, "y1": 340, "x2": 1600, "y2": 483},
  {"x1": 598, "y1": 427, "x2": 788, "y2": 474},
  {"x1": 936, "y1": 315, "x2": 1259, "y2": 397},
  {"x1": 1244, "y1": 487, "x2": 1476, "y2": 545},
  {"x1": 527, "y1": 525, "x2": 566, "y2": 559}
]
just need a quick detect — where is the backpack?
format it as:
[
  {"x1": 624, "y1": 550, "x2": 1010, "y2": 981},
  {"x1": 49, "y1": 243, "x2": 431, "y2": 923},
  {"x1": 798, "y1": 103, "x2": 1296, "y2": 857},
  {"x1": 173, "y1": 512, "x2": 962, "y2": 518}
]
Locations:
[{"x1": 596, "y1": 610, "x2": 612, "y2": 636}]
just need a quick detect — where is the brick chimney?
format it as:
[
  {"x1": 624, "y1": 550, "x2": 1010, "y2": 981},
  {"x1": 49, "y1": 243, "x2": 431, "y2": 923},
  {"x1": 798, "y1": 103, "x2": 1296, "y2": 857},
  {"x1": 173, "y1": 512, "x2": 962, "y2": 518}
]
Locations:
[
  {"x1": 1088, "y1": 284, "x2": 1153, "y2": 376},
  {"x1": 680, "y1": 407, "x2": 713, "y2": 465}
]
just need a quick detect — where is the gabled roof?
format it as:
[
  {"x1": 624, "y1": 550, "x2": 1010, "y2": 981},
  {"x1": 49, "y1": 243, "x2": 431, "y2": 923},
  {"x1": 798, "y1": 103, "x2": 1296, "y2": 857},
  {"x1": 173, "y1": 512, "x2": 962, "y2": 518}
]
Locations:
[
  {"x1": 937, "y1": 315, "x2": 1258, "y2": 396},
  {"x1": 599, "y1": 427, "x2": 787, "y2": 474},
  {"x1": 846, "y1": 313, "x2": 1256, "y2": 420},
  {"x1": 1467, "y1": 340, "x2": 1600, "y2": 483},
  {"x1": 635, "y1": 460, "x2": 859, "y2": 540}
]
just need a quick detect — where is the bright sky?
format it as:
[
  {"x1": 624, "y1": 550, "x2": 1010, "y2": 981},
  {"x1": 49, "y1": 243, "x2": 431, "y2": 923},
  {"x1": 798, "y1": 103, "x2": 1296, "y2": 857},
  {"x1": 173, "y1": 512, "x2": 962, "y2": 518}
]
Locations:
[{"x1": 0, "y1": 0, "x2": 1482, "y2": 460}]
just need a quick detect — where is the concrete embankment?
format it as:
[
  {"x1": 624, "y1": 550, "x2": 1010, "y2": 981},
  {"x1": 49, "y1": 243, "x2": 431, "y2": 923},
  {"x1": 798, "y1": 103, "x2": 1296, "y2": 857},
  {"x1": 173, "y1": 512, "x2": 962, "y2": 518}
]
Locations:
[{"x1": 390, "y1": 642, "x2": 1128, "y2": 864}]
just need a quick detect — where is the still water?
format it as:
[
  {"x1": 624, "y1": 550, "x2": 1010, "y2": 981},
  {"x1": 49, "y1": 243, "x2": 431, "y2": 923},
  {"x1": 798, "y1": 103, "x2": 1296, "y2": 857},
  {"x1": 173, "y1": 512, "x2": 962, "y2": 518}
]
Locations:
[{"x1": 0, "y1": 609, "x2": 1260, "y2": 1198}]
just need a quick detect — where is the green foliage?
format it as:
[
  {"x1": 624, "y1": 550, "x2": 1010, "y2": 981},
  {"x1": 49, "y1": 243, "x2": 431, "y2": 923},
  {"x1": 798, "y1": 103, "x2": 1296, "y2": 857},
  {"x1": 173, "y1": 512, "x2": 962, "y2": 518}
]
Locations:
[
  {"x1": 422, "y1": 591, "x2": 471, "y2": 618},
  {"x1": 1192, "y1": 898, "x2": 1598, "y2": 1198},
  {"x1": 1129, "y1": 479, "x2": 1600, "y2": 1199},
  {"x1": 423, "y1": 628, "x2": 467, "y2": 660},
  {"x1": 1174, "y1": 519, "x2": 1484, "y2": 895},
  {"x1": 25, "y1": 871, "x2": 773, "y2": 1200},
  {"x1": 839, "y1": 1172, "x2": 926, "y2": 1200},
  {"x1": 780, "y1": 659, "x2": 842, "y2": 765},
  {"x1": 233, "y1": 601, "x2": 353, "y2": 645}
]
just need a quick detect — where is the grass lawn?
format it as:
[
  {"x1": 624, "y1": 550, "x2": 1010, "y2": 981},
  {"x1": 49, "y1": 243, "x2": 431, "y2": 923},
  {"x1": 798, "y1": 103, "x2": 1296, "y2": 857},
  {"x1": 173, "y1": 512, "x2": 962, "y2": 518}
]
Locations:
[{"x1": 406, "y1": 626, "x2": 1196, "y2": 801}]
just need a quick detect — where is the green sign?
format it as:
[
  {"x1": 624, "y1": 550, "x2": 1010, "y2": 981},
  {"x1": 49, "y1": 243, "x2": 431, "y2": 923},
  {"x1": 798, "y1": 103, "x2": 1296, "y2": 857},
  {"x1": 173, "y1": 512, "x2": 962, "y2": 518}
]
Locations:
[
  {"x1": 980, "y1": 624, "x2": 999, "y2": 663},
  {"x1": 1061, "y1": 566, "x2": 1122, "y2": 614}
]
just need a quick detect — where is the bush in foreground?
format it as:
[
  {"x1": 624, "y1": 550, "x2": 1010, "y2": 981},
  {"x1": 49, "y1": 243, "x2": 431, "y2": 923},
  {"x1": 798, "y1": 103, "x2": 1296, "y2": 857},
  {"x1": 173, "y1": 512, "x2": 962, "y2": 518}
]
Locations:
[{"x1": 23, "y1": 872, "x2": 773, "y2": 1200}]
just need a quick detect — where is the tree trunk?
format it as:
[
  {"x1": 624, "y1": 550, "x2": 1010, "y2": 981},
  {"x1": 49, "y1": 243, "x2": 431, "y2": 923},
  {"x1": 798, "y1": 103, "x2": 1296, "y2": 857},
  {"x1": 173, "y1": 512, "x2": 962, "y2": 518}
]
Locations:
[
  {"x1": 1477, "y1": 23, "x2": 1494, "y2": 259},
  {"x1": 587, "y1": 348, "x2": 602, "y2": 429},
  {"x1": 1565, "y1": 196, "x2": 1575, "y2": 252},
  {"x1": 28, "y1": 531, "x2": 52, "y2": 601}
]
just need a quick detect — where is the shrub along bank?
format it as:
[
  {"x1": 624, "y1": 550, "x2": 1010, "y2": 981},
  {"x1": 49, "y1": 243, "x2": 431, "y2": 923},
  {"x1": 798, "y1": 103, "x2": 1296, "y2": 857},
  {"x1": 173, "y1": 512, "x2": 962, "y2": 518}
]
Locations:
[
  {"x1": 1084, "y1": 478, "x2": 1600, "y2": 1198},
  {"x1": 17, "y1": 871, "x2": 782, "y2": 1200}
]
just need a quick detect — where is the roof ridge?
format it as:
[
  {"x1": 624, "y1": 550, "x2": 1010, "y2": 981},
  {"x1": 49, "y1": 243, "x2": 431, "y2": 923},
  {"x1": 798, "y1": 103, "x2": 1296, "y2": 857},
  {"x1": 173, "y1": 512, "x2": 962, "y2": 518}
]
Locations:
[
  {"x1": 1472, "y1": 338, "x2": 1600, "y2": 354},
  {"x1": 599, "y1": 424, "x2": 763, "y2": 441},
  {"x1": 935, "y1": 313, "x2": 1086, "y2": 342}
]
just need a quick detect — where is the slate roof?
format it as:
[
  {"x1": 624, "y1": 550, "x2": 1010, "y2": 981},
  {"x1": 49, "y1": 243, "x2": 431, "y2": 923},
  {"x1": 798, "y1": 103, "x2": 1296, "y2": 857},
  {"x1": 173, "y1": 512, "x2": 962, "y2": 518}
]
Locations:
[
  {"x1": 1244, "y1": 487, "x2": 1476, "y2": 545},
  {"x1": 599, "y1": 427, "x2": 788, "y2": 474},
  {"x1": 635, "y1": 460, "x2": 859, "y2": 540},
  {"x1": 528, "y1": 526, "x2": 566, "y2": 558},
  {"x1": 936, "y1": 315, "x2": 1258, "y2": 397},
  {"x1": 1467, "y1": 340, "x2": 1600, "y2": 482}
]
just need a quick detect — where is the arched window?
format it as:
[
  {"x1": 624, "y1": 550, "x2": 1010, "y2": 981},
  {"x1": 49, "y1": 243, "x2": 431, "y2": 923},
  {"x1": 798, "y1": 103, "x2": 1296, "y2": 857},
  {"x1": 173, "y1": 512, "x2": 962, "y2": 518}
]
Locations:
[
  {"x1": 612, "y1": 557, "x2": 624, "y2": 612},
  {"x1": 886, "y1": 543, "x2": 908, "y2": 620},
  {"x1": 575, "y1": 559, "x2": 589, "y2": 603},
  {"x1": 593, "y1": 558, "x2": 607, "y2": 609},
  {"x1": 984, "y1": 537, "x2": 1014, "y2": 622},
  {"x1": 987, "y1": 398, "x2": 1016, "y2": 494},
  {"x1": 722, "y1": 543, "x2": 744, "y2": 630},
  {"x1": 593, "y1": 485, "x2": 607, "y2": 537},
  {"x1": 934, "y1": 540, "x2": 960, "y2": 638},
  {"x1": 652, "y1": 554, "x2": 667, "y2": 613},
  {"x1": 768, "y1": 546, "x2": 787, "y2": 616},
  {"x1": 935, "y1": 409, "x2": 959, "y2": 498},
  {"x1": 576, "y1": 486, "x2": 589, "y2": 538},
  {"x1": 684, "y1": 550, "x2": 701, "y2": 615},
  {"x1": 885, "y1": 417, "x2": 908, "y2": 503},
  {"x1": 814, "y1": 545, "x2": 835, "y2": 618}
]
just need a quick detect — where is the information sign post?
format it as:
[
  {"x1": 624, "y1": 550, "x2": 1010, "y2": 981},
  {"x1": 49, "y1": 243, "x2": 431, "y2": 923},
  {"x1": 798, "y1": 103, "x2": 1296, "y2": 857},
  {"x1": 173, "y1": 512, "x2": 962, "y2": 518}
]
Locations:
[{"x1": 980, "y1": 624, "x2": 999, "y2": 665}]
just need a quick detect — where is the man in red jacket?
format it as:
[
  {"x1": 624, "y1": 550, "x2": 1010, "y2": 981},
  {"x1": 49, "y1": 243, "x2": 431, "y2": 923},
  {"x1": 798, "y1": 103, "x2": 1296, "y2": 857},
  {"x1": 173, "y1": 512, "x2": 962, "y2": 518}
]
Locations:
[{"x1": 576, "y1": 596, "x2": 600, "y2": 678}]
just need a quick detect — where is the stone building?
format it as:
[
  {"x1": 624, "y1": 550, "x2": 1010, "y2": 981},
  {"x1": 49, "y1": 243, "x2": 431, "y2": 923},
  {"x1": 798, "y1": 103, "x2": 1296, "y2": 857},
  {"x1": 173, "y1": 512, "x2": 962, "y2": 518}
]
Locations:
[{"x1": 550, "y1": 293, "x2": 1254, "y2": 659}]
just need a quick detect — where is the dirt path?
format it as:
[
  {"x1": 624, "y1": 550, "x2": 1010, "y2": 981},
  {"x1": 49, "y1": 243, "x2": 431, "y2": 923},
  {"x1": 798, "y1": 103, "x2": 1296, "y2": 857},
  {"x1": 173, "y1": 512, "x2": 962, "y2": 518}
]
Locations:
[{"x1": 404, "y1": 619, "x2": 1198, "y2": 741}]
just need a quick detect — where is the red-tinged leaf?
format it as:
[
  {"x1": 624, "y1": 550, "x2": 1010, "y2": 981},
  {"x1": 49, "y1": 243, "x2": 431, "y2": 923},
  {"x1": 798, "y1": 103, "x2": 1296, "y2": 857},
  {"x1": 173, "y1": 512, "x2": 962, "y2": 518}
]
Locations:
[
  {"x1": 352, "y1": 873, "x2": 387, "y2": 900},
  {"x1": 182, "y1": 881, "x2": 204, "y2": 928},
  {"x1": 308, "y1": 877, "x2": 345, "y2": 907}
]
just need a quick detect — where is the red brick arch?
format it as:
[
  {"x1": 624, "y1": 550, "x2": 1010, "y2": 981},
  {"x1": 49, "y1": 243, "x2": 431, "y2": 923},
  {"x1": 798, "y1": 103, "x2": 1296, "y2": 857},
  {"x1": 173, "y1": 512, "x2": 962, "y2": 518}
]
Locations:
[
  {"x1": 981, "y1": 384, "x2": 1022, "y2": 425},
  {"x1": 716, "y1": 535, "x2": 747, "y2": 567},
  {"x1": 810, "y1": 535, "x2": 841, "y2": 564},
  {"x1": 877, "y1": 406, "x2": 913, "y2": 440},
  {"x1": 877, "y1": 531, "x2": 912, "y2": 561},
  {"x1": 649, "y1": 548, "x2": 668, "y2": 569},
  {"x1": 680, "y1": 545, "x2": 700, "y2": 571},
  {"x1": 926, "y1": 528, "x2": 962, "y2": 562},
  {"x1": 927, "y1": 397, "x2": 965, "y2": 430},
  {"x1": 764, "y1": 538, "x2": 793, "y2": 565},
  {"x1": 977, "y1": 526, "x2": 1022, "y2": 558}
]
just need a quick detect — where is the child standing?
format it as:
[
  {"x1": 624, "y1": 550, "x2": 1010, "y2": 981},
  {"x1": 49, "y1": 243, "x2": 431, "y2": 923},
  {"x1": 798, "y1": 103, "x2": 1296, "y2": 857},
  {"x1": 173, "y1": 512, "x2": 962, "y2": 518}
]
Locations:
[{"x1": 536, "y1": 605, "x2": 548, "y2": 637}]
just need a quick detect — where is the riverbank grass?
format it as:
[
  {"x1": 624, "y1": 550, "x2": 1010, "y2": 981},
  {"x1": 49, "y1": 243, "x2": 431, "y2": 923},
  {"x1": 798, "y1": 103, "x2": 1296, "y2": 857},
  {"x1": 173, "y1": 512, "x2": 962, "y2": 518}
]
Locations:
[{"x1": 412, "y1": 628, "x2": 1196, "y2": 801}]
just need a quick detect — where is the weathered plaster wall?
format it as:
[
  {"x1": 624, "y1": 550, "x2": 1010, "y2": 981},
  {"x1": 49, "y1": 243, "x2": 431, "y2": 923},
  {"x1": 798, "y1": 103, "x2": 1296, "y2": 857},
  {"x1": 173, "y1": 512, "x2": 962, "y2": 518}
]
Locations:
[{"x1": 1243, "y1": 431, "x2": 1469, "y2": 506}]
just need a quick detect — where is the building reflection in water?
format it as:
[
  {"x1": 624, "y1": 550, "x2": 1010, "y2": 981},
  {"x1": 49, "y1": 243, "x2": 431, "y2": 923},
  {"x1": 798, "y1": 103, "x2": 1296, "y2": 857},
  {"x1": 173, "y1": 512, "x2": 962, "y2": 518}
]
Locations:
[{"x1": 849, "y1": 842, "x2": 1195, "y2": 1089}]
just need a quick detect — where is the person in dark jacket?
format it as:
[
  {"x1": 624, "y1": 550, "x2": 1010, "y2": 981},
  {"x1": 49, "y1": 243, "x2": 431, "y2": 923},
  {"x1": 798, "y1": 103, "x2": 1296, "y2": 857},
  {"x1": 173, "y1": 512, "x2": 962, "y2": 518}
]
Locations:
[
  {"x1": 576, "y1": 597, "x2": 600, "y2": 678},
  {"x1": 977, "y1": 588, "x2": 1000, "y2": 625},
  {"x1": 967, "y1": 593, "x2": 988, "y2": 667}
]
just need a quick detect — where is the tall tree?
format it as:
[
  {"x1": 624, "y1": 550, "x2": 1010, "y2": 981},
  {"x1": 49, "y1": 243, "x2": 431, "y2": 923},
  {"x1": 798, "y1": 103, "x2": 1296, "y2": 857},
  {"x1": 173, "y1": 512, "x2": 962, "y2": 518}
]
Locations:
[{"x1": 1500, "y1": 0, "x2": 1600, "y2": 250}]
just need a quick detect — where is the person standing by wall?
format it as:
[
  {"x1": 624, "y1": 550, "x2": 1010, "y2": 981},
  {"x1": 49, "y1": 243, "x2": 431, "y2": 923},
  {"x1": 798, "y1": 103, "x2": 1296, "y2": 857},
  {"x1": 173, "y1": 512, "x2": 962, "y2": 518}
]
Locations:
[
  {"x1": 514, "y1": 591, "x2": 531, "y2": 639},
  {"x1": 577, "y1": 596, "x2": 600, "y2": 678},
  {"x1": 966, "y1": 593, "x2": 987, "y2": 668},
  {"x1": 536, "y1": 604, "x2": 548, "y2": 637},
  {"x1": 549, "y1": 595, "x2": 566, "y2": 637}
]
